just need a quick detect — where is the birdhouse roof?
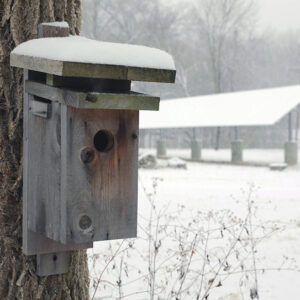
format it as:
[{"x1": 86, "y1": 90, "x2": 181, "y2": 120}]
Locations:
[{"x1": 10, "y1": 36, "x2": 176, "y2": 83}]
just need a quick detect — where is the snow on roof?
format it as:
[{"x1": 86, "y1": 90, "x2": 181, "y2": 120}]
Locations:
[
  {"x1": 140, "y1": 85, "x2": 300, "y2": 129},
  {"x1": 40, "y1": 21, "x2": 69, "y2": 28},
  {"x1": 11, "y1": 36, "x2": 175, "y2": 70}
]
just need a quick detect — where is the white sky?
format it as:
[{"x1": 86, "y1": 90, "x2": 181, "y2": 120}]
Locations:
[{"x1": 258, "y1": 0, "x2": 300, "y2": 32}]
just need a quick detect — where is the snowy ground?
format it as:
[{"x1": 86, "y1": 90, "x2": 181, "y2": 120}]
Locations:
[{"x1": 90, "y1": 149, "x2": 300, "y2": 300}]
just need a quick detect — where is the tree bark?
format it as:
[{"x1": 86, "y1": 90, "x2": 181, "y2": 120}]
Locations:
[{"x1": 0, "y1": 1, "x2": 90, "y2": 299}]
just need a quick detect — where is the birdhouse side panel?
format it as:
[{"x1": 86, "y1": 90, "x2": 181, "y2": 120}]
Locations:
[{"x1": 26, "y1": 98, "x2": 62, "y2": 241}]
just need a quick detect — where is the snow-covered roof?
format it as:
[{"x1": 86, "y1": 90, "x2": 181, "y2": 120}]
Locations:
[
  {"x1": 140, "y1": 85, "x2": 300, "y2": 129},
  {"x1": 11, "y1": 36, "x2": 175, "y2": 70},
  {"x1": 40, "y1": 21, "x2": 69, "y2": 28}
]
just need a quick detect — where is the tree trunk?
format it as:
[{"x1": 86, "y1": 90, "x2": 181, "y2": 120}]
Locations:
[{"x1": 0, "y1": 1, "x2": 90, "y2": 299}]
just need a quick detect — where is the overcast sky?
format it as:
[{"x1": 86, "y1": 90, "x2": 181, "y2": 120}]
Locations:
[
  {"x1": 259, "y1": 0, "x2": 300, "y2": 32},
  {"x1": 166, "y1": 0, "x2": 300, "y2": 33}
]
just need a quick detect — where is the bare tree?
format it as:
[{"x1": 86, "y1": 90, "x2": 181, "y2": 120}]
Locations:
[
  {"x1": 193, "y1": 0, "x2": 257, "y2": 149},
  {"x1": 0, "y1": 1, "x2": 89, "y2": 299},
  {"x1": 194, "y1": 0, "x2": 257, "y2": 93},
  {"x1": 81, "y1": 0, "x2": 300, "y2": 150}
]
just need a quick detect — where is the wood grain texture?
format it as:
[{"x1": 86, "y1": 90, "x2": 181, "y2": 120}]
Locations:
[
  {"x1": 23, "y1": 73, "x2": 92, "y2": 254},
  {"x1": 25, "y1": 230, "x2": 92, "y2": 256},
  {"x1": 11, "y1": 54, "x2": 64, "y2": 76},
  {"x1": 27, "y1": 99, "x2": 63, "y2": 239},
  {"x1": 38, "y1": 23, "x2": 69, "y2": 38},
  {"x1": 128, "y1": 66, "x2": 176, "y2": 83},
  {"x1": 25, "y1": 80, "x2": 160, "y2": 111},
  {"x1": 60, "y1": 108, "x2": 139, "y2": 244},
  {"x1": 31, "y1": 98, "x2": 51, "y2": 118},
  {"x1": 11, "y1": 53, "x2": 176, "y2": 83},
  {"x1": 22, "y1": 69, "x2": 30, "y2": 254},
  {"x1": 37, "y1": 252, "x2": 70, "y2": 276}
]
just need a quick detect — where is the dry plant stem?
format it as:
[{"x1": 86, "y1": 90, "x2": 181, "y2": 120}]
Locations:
[
  {"x1": 197, "y1": 222, "x2": 210, "y2": 299},
  {"x1": 198, "y1": 188, "x2": 263, "y2": 299},
  {"x1": 149, "y1": 206, "x2": 161, "y2": 299},
  {"x1": 247, "y1": 189, "x2": 259, "y2": 299},
  {"x1": 198, "y1": 225, "x2": 294, "y2": 282},
  {"x1": 118, "y1": 288, "x2": 163, "y2": 300},
  {"x1": 91, "y1": 240, "x2": 125, "y2": 300},
  {"x1": 140, "y1": 176, "x2": 162, "y2": 300},
  {"x1": 219, "y1": 268, "x2": 300, "y2": 277},
  {"x1": 200, "y1": 212, "x2": 251, "y2": 300},
  {"x1": 175, "y1": 233, "x2": 198, "y2": 299},
  {"x1": 148, "y1": 195, "x2": 154, "y2": 300},
  {"x1": 89, "y1": 178, "x2": 297, "y2": 299},
  {"x1": 117, "y1": 255, "x2": 124, "y2": 299}
]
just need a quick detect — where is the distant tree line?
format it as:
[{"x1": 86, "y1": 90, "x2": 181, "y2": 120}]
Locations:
[{"x1": 82, "y1": 0, "x2": 300, "y2": 149}]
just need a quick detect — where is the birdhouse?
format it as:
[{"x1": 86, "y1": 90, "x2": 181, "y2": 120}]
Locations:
[{"x1": 10, "y1": 22, "x2": 176, "y2": 276}]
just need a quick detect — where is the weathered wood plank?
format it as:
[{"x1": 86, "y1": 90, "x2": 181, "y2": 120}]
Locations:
[
  {"x1": 11, "y1": 54, "x2": 176, "y2": 83},
  {"x1": 128, "y1": 66, "x2": 176, "y2": 83},
  {"x1": 38, "y1": 23, "x2": 69, "y2": 38},
  {"x1": 31, "y1": 98, "x2": 51, "y2": 118},
  {"x1": 25, "y1": 230, "x2": 92, "y2": 255},
  {"x1": 63, "y1": 61, "x2": 128, "y2": 80},
  {"x1": 37, "y1": 252, "x2": 70, "y2": 276},
  {"x1": 25, "y1": 80, "x2": 69, "y2": 105},
  {"x1": 60, "y1": 108, "x2": 139, "y2": 244},
  {"x1": 81, "y1": 92, "x2": 159, "y2": 110},
  {"x1": 24, "y1": 93, "x2": 92, "y2": 252},
  {"x1": 11, "y1": 54, "x2": 64, "y2": 76},
  {"x1": 27, "y1": 99, "x2": 62, "y2": 240},
  {"x1": 23, "y1": 69, "x2": 30, "y2": 254},
  {"x1": 25, "y1": 80, "x2": 69, "y2": 103},
  {"x1": 25, "y1": 80, "x2": 160, "y2": 111},
  {"x1": 23, "y1": 71, "x2": 92, "y2": 255}
]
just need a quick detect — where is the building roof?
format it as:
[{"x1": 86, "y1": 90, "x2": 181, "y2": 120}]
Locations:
[{"x1": 140, "y1": 85, "x2": 300, "y2": 129}]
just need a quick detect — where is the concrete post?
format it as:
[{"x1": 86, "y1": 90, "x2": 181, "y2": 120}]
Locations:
[
  {"x1": 231, "y1": 140, "x2": 243, "y2": 163},
  {"x1": 284, "y1": 141, "x2": 298, "y2": 165},
  {"x1": 288, "y1": 112, "x2": 293, "y2": 142},
  {"x1": 156, "y1": 139, "x2": 167, "y2": 158},
  {"x1": 234, "y1": 126, "x2": 240, "y2": 140},
  {"x1": 191, "y1": 139, "x2": 202, "y2": 161}
]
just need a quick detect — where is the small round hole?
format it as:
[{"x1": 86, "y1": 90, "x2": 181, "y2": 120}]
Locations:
[{"x1": 94, "y1": 130, "x2": 114, "y2": 152}]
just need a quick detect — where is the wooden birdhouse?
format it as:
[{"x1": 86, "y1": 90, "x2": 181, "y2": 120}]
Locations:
[{"x1": 10, "y1": 22, "x2": 176, "y2": 276}]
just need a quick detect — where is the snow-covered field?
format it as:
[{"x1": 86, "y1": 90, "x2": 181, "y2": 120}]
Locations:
[{"x1": 90, "y1": 149, "x2": 300, "y2": 300}]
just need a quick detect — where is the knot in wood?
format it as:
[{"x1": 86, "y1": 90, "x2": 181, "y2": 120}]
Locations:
[
  {"x1": 79, "y1": 215, "x2": 93, "y2": 230},
  {"x1": 80, "y1": 147, "x2": 96, "y2": 164}
]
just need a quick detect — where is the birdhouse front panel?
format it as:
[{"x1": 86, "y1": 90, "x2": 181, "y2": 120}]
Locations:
[{"x1": 60, "y1": 107, "x2": 139, "y2": 244}]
